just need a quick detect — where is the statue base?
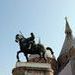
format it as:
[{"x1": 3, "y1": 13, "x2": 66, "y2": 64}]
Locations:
[{"x1": 12, "y1": 62, "x2": 54, "y2": 75}]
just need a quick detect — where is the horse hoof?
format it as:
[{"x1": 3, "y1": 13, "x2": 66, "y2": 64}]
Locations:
[{"x1": 17, "y1": 60, "x2": 20, "y2": 62}]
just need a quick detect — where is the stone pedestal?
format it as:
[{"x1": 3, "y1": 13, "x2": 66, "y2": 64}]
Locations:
[
  {"x1": 12, "y1": 62, "x2": 54, "y2": 75},
  {"x1": 12, "y1": 49, "x2": 57, "y2": 75}
]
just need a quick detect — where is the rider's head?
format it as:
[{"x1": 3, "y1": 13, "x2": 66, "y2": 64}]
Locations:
[
  {"x1": 30, "y1": 32, "x2": 35, "y2": 40},
  {"x1": 31, "y1": 32, "x2": 34, "y2": 35}
]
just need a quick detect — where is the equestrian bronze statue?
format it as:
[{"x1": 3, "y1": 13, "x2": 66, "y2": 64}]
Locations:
[{"x1": 15, "y1": 32, "x2": 53, "y2": 62}]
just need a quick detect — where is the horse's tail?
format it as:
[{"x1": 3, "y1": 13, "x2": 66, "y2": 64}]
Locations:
[{"x1": 46, "y1": 47, "x2": 54, "y2": 54}]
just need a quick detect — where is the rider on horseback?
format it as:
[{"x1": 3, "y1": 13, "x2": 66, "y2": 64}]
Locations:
[
  {"x1": 25, "y1": 32, "x2": 35, "y2": 49},
  {"x1": 15, "y1": 32, "x2": 53, "y2": 62}
]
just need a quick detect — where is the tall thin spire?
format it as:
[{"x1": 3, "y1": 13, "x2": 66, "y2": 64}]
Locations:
[
  {"x1": 59, "y1": 17, "x2": 73, "y2": 56},
  {"x1": 65, "y1": 17, "x2": 72, "y2": 34}
]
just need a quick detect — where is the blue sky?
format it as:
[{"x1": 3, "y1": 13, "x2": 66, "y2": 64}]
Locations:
[{"x1": 0, "y1": 0, "x2": 75, "y2": 75}]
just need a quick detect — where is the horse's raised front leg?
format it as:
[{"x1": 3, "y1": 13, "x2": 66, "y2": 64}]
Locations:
[{"x1": 16, "y1": 51, "x2": 22, "y2": 62}]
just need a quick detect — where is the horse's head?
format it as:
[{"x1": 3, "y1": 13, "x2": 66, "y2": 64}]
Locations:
[{"x1": 15, "y1": 34, "x2": 25, "y2": 43}]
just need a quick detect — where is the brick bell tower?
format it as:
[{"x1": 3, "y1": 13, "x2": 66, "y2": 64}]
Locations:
[
  {"x1": 12, "y1": 48, "x2": 57, "y2": 75},
  {"x1": 57, "y1": 17, "x2": 75, "y2": 75}
]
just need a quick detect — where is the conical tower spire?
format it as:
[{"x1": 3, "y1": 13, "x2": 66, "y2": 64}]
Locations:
[
  {"x1": 65, "y1": 17, "x2": 72, "y2": 34},
  {"x1": 59, "y1": 17, "x2": 73, "y2": 56}
]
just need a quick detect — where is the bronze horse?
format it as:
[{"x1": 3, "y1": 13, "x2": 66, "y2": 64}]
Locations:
[{"x1": 15, "y1": 33, "x2": 53, "y2": 62}]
